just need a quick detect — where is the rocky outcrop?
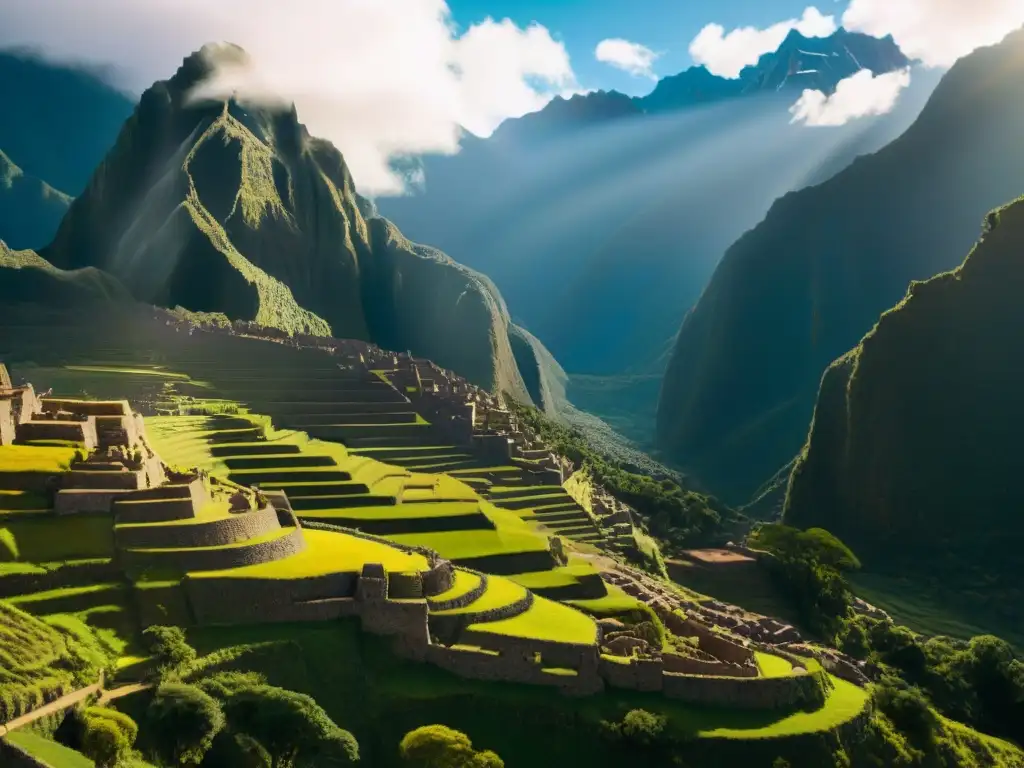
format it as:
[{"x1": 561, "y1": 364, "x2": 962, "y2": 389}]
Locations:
[
  {"x1": 41, "y1": 46, "x2": 534, "y2": 399},
  {"x1": 784, "y1": 196, "x2": 1024, "y2": 617},
  {"x1": 657, "y1": 29, "x2": 1024, "y2": 505}
]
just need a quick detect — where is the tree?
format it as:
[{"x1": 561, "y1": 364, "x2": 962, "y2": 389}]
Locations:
[
  {"x1": 143, "y1": 625, "x2": 196, "y2": 677},
  {"x1": 399, "y1": 725, "x2": 502, "y2": 768},
  {"x1": 222, "y1": 685, "x2": 358, "y2": 768},
  {"x1": 147, "y1": 683, "x2": 225, "y2": 766},
  {"x1": 80, "y1": 707, "x2": 137, "y2": 768}
]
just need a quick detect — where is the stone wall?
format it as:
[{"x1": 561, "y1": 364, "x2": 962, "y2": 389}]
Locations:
[
  {"x1": 185, "y1": 571, "x2": 359, "y2": 624},
  {"x1": 0, "y1": 472, "x2": 57, "y2": 493},
  {"x1": 0, "y1": 399, "x2": 14, "y2": 445},
  {"x1": 424, "y1": 643, "x2": 603, "y2": 696},
  {"x1": 421, "y1": 559, "x2": 455, "y2": 596},
  {"x1": 120, "y1": 524, "x2": 305, "y2": 574},
  {"x1": 115, "y1": 505, "x2": 280, "y2": 549},
  {"x1": 17, "y1": 418, "x2": 98, "y2": 448},
  {"x1": 387, "y1": 571, "x2": 424, "y2": 599},
  {"x1": 599, "y1": 655, "x2": 664, "y2": 692},
  {"x1": 661, "y1": 668, "x2": 827, "y2": 710},
  {"x1": 361, "y1": 599, "x2": 430, "y2": 645},
  {"x1": 111, "y1": 496, "x2": 196, "y2": 523},
  {"x1": 40, "y1": 399, "x2": 129, "y2": 417},
  {"x1": 64, "y1": 469, "x2": 141, "y2": 491},
  {"x1": 662, "y1": 652, "x2": 758, "y2": 678}
]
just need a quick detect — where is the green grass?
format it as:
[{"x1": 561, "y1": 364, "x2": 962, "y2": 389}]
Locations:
[
  {"x1": 754, "y1": 651, "x2": 794, "y2": 678},
  {"x1": 0, "y1": 444, "x2": 78, "y2": 473},
  {"x1": 5, "y1": 730, "x2": 95, "y2": 767},
  {"x1": 0, "y1": 490, "x2": 49, "y2": 512},
  {"x1": 304, "y1": 501, "x2": 482, "y2": 522},
  {"x1": 128, "y1": 526, "x2": 291, "y2": 553},
  {"x1": 190, "y1": 528, "x2": 427, "y2": 579},
  {"x1": 507, "y1": 564, "x2": 599, "y2": 590},
  {"x1": 427, "y1": 569, "x2": 482, "y2": 604},
  {"x1": 390, "y1": 529, "x2": 549, "y2": 561},
  {"x1": 567, "y1": 583, "x2": 647, "y2": 616},
  {"x1": 432, "y1": 576, "x2": 526, "y2": 616},
  {"x1": 467, "y1": 596, "x2": 597, "y2": 645},
  {"x1": 2, "y1": 515, "x2": 113, "y2": 560},
  {"x1": 703, "y1": 677, "x2": 867, "y2": 739}
]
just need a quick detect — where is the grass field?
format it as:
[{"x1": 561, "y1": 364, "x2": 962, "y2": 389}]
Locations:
[
  {"x1": 2, "y1": 515, "x2": 113, "y2": 560},
  {"x1": 5, "y1": 730, "x2": 95, "y2": 768},
  {"x1": 190, "y1": 528, "x2": 427, "y2": 579},
  {"x1": 0, "y1": 445, "x2": 79, "y2": 473},
  {"x1": 468, "y1": 597, "x2": 598, "y2": 645},
  {"x1": 432, "y1": 575, "x2": 527, "y2": 616},
  {"x1": 755, "y1": 651, "x2": 794, "y2": 678}
]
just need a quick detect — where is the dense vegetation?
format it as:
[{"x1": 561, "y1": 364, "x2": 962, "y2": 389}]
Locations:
[
  {"x1": 509, "y1": 399, "x2": 739, "y2": 552},
  {"x1": 657, "y1": 28, "x2": 1024, "y2": 505},
  {"x1": 785, "y1": 196, "x2": 1024, "y2": 640},
  {"x1": 749, "y1": 525, "x2": 1024, "y2": 751}
]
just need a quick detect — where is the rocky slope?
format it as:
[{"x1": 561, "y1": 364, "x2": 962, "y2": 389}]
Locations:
[
  {"x1": 784, "y1": 195, "x2": 1024, "y2": 628},
  {"x1": 377, "y1": 30, "x2": 924, "y2": 423},
  {"x1": 0, "y1": 149, "x2": 71, "y2": 250},
  {"x1": 656, "y1": 29, "x2": 1024, "y2": 505},
  {"x1": 41, "y1": 46, "x2": 535, "y2": 400}
]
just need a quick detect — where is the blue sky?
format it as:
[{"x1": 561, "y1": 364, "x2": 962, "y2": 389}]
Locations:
[{"x1": 447, "y1": 0, "x2": 842, "y2": 94}]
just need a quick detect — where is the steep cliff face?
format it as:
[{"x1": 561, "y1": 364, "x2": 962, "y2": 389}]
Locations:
[
  {"x1": 656, "y1": 29, "x2": 1024, "y2": 505},
  {"x1": 43, "y1": 47, "x2": 532, "y2": 399},
  {"x1": 785, "y1": 196, "x2": 1024, "y2": 613},
  {"x1": 0, "y1": 149, "x2": 72, "y2": 250}
]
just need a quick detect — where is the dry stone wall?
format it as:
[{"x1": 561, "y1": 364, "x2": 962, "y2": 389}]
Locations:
[
  {"x1": 185, "y1": 571, "x2": 360, "y2": 624},
  {"x1": 120, "y1": 524, "x2": 305, "y2": 574},
  {"x1": 115, "y1": 505, "x2": 280, "y2": 549}
]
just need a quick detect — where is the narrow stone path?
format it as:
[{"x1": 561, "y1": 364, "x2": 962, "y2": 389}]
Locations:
[
  {"x1": 0, "y1": 677, "x2": 103, "y2": 737},
  {"x1": 96, "y1": 683, "x2": 151, "y2": 705}
]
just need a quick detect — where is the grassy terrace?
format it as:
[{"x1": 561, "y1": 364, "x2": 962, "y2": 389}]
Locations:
[
  {"x1": 0, "y1": 444, "x2": 79, "y2": 473},
  {"x1": 190, "y1": 529, "x2": 427, "y2": 579},
  {"x1": 432, "y1": 575, "x2": 527, "y2": 616},
  {"x1": 427, "y1": 569, "x2": 483, "y2": 605},
  {"x1": 468, "y1": 597, "x2": 598, "y2": 645}
]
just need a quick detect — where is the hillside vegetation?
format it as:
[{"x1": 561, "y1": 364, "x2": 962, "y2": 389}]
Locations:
[
  {"x1": 41, "y1": 45, "x2": 536, "y2": 401},
  {"x1": 656, "y1": 28, "x2": 1024, "y2": 505},
  {"x1": 1, "y1": 241, "x2": 128, "y2": 306},
  {"x1": 785, "y1": 196, "x2": 1024, "y2": 640}
]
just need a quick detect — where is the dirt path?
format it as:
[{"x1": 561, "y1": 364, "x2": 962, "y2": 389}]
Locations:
[
  {"x1": 0, "y1": 678, "x2": 103, "y2": 737},
  {"x1": 96, "y1": 683, "x2": 151, "y2": 705}
]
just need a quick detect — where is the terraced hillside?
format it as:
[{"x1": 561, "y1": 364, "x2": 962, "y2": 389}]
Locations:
[{"x1": 0, "y1": 308, "x2": 903, "y2": 767}]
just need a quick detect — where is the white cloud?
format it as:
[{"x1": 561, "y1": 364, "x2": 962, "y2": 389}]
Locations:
[
  {"x1": 789, "y1": 67, "x2": 912, "y2": 127},
  {"x1": 688, "y1": 7, "x2": 837, "y2": 79},
  {"x1": 843, "y1": 0, "x2": 1024, "y2": 68},
  {"x1": 595, "y1": 38, "x2": 660, "y2": 79},
  {"x1": 0, "y1": 0, "x2": 576, "y2": 195}
]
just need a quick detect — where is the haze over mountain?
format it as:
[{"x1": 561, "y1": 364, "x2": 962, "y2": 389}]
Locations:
[
  {"x1": 376, "y1": 29, "x2": 928, "y2": 436},
  {"x1": 0, "y1": 51, "x2": 135, "y2": 248},
  {"x1": 5, "y1": 46, "x2": 547, "y2": 405},
  {"x1": 785, "y1": 194, "x2": 1024, "y2": 635},
  {"x1": 656, "y1": 28, "x2": 1024, "y2": 506}
]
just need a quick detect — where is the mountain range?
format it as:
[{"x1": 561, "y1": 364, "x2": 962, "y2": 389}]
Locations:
[
  {"x1": 375, "y1": 29, "x2": 929, "y2": 439},
  {"x1": 656, "y1": 28, "x2": 1024, "y2": 505},
  {"x1": 1, "y1": 46, "x2": 552, "y2": 407}
]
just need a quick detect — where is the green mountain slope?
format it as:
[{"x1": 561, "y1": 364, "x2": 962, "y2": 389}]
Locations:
[
  {"x1": 1, "y1": 240, "x2": 128, "y2": 306},
  {"x1": 42, "y1": 46, "x2": 533, "y2": 400},
  {"x1": 655, "y1": 29, "x2": 1024, "y2": 505},
  {"x1": 785, "y1": 196, "x2": 1024, "y2": 633},
  {"x1": 0, "y1": 148, "x2": 72, "y2": 249}
]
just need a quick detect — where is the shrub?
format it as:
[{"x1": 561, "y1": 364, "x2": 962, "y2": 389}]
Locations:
[
  {"x1": 143, "y1": 625, "x2": 196, "y2": 678},
  {"x1": 872, "y1": 676, "x2": 937, "y2": 746},
  {"x1": 81, "y1": 707, "x2": 137, "y2": 768},
  {"x1": 399, "y1": 724, "x2": 502, "y2": 768},
  {"x1": 147, "y1": 682, "x2": 225, "y2": 766}
]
